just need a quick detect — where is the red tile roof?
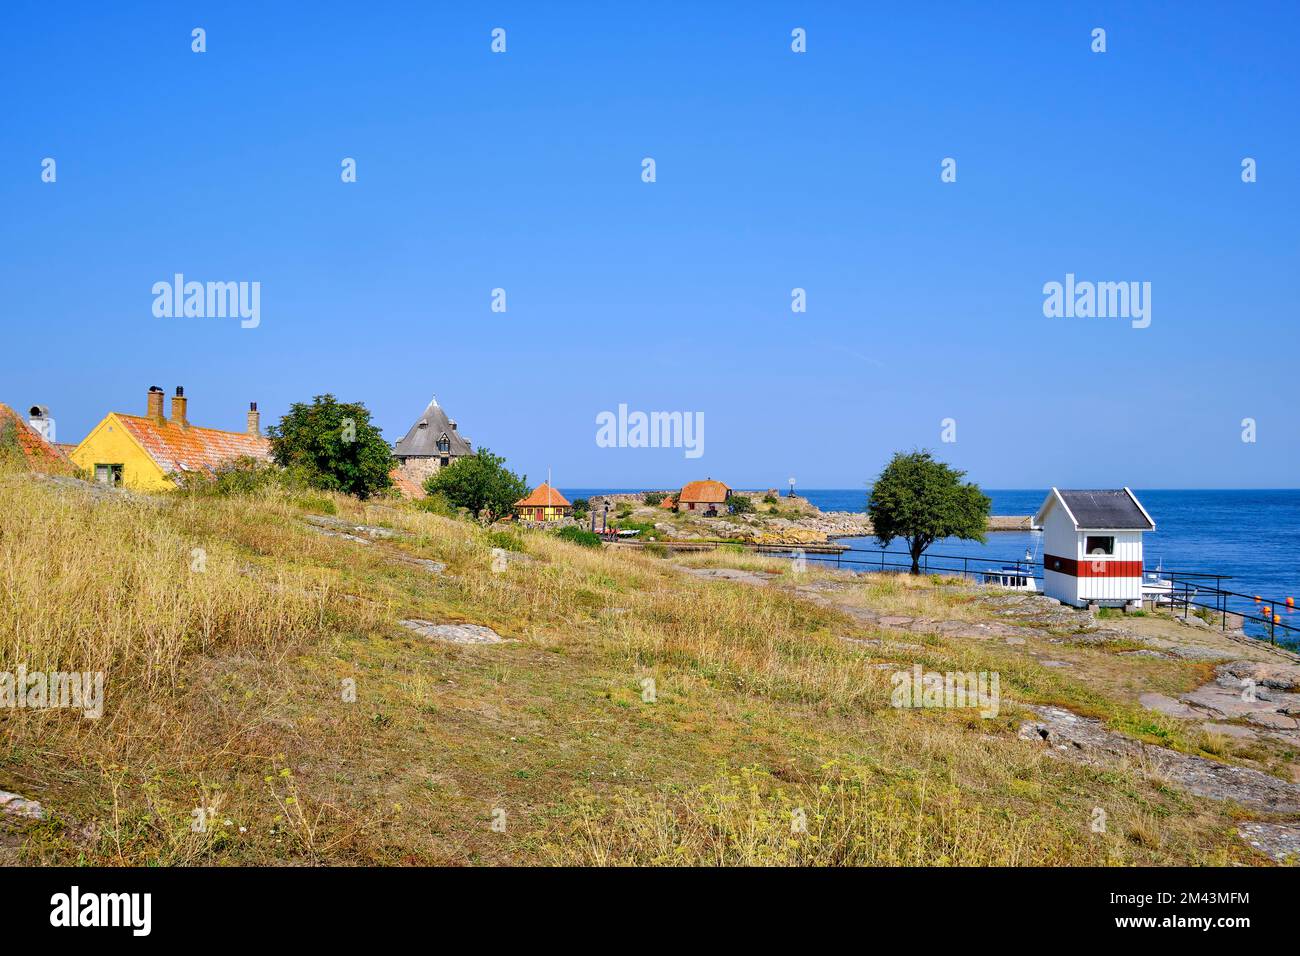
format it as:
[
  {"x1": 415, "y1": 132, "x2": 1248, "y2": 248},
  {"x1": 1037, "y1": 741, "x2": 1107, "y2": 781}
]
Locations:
[
  {"x1": 389, "y1": 467, "x2": 425, "y2": 499},
  {"x1": 678, "y1": 479, "x2": 730, "y2": 504},
  {"x1": 116, "y1": 414, "x2": 271, "y2": 476},
  {"x1": 515, "y1": 482, "x2": 571, "y2": 508},
  {"x1": 0, "y1": 404, "x2": 73, "y2": 473}
]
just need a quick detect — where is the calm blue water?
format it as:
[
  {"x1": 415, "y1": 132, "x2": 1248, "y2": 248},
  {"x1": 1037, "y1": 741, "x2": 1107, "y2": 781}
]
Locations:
[{"x1": 565, "y1": 488, "x2": 1300, "y2": 643}]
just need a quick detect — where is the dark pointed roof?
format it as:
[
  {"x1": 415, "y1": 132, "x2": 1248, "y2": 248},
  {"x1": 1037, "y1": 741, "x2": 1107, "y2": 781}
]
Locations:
[
  {"x1": 393, "y1": 396, "x2": 473, "y2": 458},
  {"x1": 1035, "y1": 488, "x2": 1154, "y2": 530}
]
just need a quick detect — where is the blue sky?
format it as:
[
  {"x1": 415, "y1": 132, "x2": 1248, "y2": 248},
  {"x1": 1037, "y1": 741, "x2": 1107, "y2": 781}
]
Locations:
[{"x1": 3, "y1": 1, "x2": 1296, "y2": 489}]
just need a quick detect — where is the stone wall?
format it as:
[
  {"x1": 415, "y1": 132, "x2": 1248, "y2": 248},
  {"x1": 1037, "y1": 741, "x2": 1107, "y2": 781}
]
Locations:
[{"x1": 397, "y1": 455, "x2": 447, "y2": 487}]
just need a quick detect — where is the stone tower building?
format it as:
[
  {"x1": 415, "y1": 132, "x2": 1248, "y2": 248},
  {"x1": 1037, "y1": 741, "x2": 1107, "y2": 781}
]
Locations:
[{"x1": 392, "y1": 396, "x2": 473, "y2": 486}]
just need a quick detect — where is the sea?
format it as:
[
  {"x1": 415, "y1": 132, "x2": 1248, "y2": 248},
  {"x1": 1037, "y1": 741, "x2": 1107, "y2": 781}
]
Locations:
[{"x1": 563, "y1": 488, "x2": 1300, "y2": 644}]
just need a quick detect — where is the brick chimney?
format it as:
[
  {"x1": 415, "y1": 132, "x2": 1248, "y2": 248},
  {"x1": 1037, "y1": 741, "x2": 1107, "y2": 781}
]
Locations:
[
  {"x1": 146, "y1": 385, "x2": 165, "y2": 422},
  {"x1": 170, "y1": 386, "x2": 188, "y2": 428},
  {"x1": 247, "y1": 401, "x2": 260, "y2": 436}
]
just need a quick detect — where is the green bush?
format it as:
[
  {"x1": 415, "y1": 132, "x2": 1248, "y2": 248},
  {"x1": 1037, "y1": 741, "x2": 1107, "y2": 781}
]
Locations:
[
  {"x1": 486, "y1": 529, "x2": 526, "y2": 552},
  {"x1": 613, "y1": 518, "x2": 659, "y2": 539},
  {"x1": 556, "y1": 526, "x2": 602, "y2": 548},
  {"x1": 643, "y1": 492, "x2": 665, "y2": 507},
  {"x1": 174, "y1": 457, "x2": 291, "y2": 497},
  {"x1": 762, "y1": 494, "x2": 778, "y2": 505},
  {"x1": 730, "y1": 495, "x2": 755, "y2": 514},
  {"x1": 414, "y1": 491, "x2": 457, "y2": 517},
  {"x1": 295, "y1": 495, "x2": 338, "y2": 515}
]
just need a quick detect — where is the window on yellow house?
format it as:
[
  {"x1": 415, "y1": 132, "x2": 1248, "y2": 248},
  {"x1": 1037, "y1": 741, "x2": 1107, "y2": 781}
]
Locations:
[{"x1": 94, "y1": 464, "x2": 124, "y2": 487}]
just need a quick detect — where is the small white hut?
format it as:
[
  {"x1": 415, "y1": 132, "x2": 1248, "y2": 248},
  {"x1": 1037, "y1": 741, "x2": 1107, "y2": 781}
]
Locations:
[{"x1": 1034, "y1": 488, "x2": 1155, "y2": 609}]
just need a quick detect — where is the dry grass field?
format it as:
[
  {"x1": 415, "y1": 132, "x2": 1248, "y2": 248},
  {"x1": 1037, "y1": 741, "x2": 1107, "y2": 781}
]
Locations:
[{"x1": 0, "y1": 466, "x2": 1282, "y2": 866}]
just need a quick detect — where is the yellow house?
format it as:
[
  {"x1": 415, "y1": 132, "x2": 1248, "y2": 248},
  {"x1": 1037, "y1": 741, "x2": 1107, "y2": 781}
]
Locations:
[
  {"x1": 514, "y1": 482, "x2": 572, "y2": 522},
  {"x1": 71, "y1": 385, "x2": 271, "y2": 491}
]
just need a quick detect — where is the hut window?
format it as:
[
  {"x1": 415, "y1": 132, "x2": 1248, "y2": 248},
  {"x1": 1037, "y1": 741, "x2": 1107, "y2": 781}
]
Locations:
[{"x1": 1084, "y1": 535, "x2": 1115, "y2": 555}]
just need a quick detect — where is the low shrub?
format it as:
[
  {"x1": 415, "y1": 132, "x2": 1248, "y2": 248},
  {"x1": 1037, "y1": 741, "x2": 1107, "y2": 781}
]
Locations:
[
  {"x1": 295, "y1": 495, "x2": 338, "y2": 515},
  {"x1": 173, "y1": 457, "x2": 291, "y2": 497},
  {"x1": 556, "y1": 526, "x2": 602, "y2": 548},
  {"x1": 415, "y1": 491, "x2": 457, "y2": 517},
  {"x1": 613, "y1": 519, "x2": 660, "y2": 539},
  {"x1": 486, "y1": 529, "x2": 526, "y2": 552}
]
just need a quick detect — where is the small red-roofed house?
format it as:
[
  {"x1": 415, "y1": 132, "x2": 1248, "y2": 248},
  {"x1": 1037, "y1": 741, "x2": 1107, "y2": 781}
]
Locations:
[
  {"x1": 515, "y1": 482, "x2": 571, "y2": 522},
  {"x1": 676, "y1": 479, "x2": 731, "y2": 516}
]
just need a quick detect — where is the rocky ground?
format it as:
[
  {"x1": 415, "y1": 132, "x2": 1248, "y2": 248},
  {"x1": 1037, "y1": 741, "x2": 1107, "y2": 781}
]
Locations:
[{"x1": 677, "y1": 562, "x2": 1300, "y2": 863}]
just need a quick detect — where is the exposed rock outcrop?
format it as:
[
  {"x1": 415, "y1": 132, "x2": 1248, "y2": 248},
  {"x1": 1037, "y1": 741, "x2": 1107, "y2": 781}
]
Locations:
[
  {"x1": 0, "y1": 790, "x2": 44, "y2": 821},
  {"x1": 1018, "y1": 705, "x2": 1300, "y2": 813},
  {"x1": 399, "y1": 620, "x2": 508, "y2": 645},
  {"x1": 1237, "y1": 822, "x2": 1300, "y2": 863}
]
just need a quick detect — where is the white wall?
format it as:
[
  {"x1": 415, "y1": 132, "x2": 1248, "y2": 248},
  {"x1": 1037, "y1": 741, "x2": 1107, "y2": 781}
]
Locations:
[
  {"x1": 1041, "y1": 501, "x2": 1077, "y2": 605},
  {"x1": 1041, "y1": 498, "x2": 1144, "y2": 605}
]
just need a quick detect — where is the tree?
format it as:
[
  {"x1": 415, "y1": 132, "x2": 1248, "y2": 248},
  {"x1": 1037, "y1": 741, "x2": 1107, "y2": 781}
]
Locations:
[
  {"x1": 730, "y1": 495, "x2": 755, "y2": 514},
  {"x1": 267, "y1": 394, "x2": 393, "y2": 499},
  {"x1": 423, "y1": 448, "x2": 527, "y2": 523},
  {"x1": 867, "y1": 450, "x2": 990, "y2": 574}
]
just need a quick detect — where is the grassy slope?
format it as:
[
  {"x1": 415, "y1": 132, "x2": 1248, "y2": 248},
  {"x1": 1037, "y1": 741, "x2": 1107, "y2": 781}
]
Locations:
[{"x1": 0, "y1": 472, "x2": 1269, "y2": 866}]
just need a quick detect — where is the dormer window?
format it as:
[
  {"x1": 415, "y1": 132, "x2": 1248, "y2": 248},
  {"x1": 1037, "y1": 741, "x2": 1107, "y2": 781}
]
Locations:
[{"x1": 437, "y1": 434, "x2": 451, "y2": 453}]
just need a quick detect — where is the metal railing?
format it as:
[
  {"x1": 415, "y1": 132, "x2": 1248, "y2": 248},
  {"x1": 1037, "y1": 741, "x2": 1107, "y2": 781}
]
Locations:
[
  {"x1": 1155, "y1": 572, "x2": 1299, "y2": 645},
  {"x1": 630, "y1": 537, "x2": 1299, "y2": 646}
]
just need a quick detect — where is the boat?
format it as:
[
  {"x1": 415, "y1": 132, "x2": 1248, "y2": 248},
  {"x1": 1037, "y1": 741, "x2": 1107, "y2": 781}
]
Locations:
[
  {"x1": 978, "y1": 567, "x2": 1040, "y2": 591},
  {"x1": 978, "y1": 550, "x2": 1040, "y2": 591},
  {"x1": 1141, "y1": 561, "x2": 1191, "y2": 606}
]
